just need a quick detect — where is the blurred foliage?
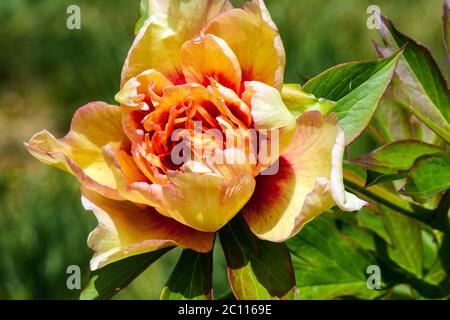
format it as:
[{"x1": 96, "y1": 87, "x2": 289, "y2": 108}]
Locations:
[{"x1": 0, "y1": 0, "x2": 445, "y2": 299}]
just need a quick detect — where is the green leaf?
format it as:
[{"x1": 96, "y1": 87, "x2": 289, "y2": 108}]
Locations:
[
  {"x1": 372, "y1": 99, "x2": 408, "y2": 143},
  {"x1": 80, "y1": 248, "x2": 172, "y2": 300},
  {"x1": 160, "y1": 249, "x2": 213, "y2": 300},
  {"x1": 352, "y1": 140, "x2": 446, "y2": 186},
  {"x1": 287, "y1": 215, "x2": 384, "y2": 300},
  {"x1": 343, "y1": 163, "x2": 435, "y2": 225},
  {"x1": 421, "y1": 229, "x2": 440, "y2": 273},
  {"x1": 387, "y1": 284, "x2": 416, "y2": 300},
  {"x1": 443, "y1": 0, "x2": 450, "y2": 60},
  {"x1": 135, "y1": 0, "x2": 149, "y2": 35},
  {"x1": 219, "y1": 218, "x2": 296, "y2": 300},
  {"x1": 365, "y1": 171, "x2": 407, "y2": 187},
  {"x1": 332, "y1": 208, "x2": 392, "y2": 246},
  {"x1": 357, "y1": 208, "x2": 392, "y2": 245},
  {"x1": 281, "y1": 84, "x2": 336, "y2": 117},
  {"x1": 402, "y1": 154, "x2": 450, "y2": 203},
  {"x1": 423, "y1": 258, "x2": 447, "y2": 287},
  {"x1": 353, "y1": 140, "x2": 445, "y2": 175},
  {"x1": 303, "y1": 52, "x2": 401, "y2": 145},
  {"x1": 427, "y1": 234, "x2": 450, "y2": 287},
  {"x1": 377, "y1": 15, "x2": 450, "y2": 143},
  {"x1": 379, "y1": 206, "x2": 423, "y2": 279},
  {"x1": 341, "y1": 224, "x2": 377, "y2": 252},
  {"x1": 371, "y1": 97, "x2": 438, "y2": 145}
]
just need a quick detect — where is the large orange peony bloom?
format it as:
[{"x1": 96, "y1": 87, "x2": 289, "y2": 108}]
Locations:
[{"x1": 25, "y1": 0, "x2": 366, "y2": 270}]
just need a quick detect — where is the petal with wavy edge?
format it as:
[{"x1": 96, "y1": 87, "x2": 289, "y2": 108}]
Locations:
[
  {"x1": 104, "y1": 141, "x2": 256, "y2": 233},
  {"x1": 159, "y1": 163, "x2": 256, "y2": 232},
  {"x1": 81, "y1": 187, "x2": 215, "y2": 270},
  {"x1": 116, "y1": 69, "x2": 173, "y2": 109},
  {"x1": 241, "y1": 81, "x2": 296, "y2": 172},
  {"x1": 181, "y1": 33, "x2": 242, "y2": 92},
  {"x1": 25, "y1": 102, "x2": 129, "y2": 200},
  {"x1": 101, "y1": 144, "x2": 169, "y2": 214},
  {"x1": 121, "y1": 0, "x2": 233, "y2": 86},
  {"x1": 147, "y1": 0, "x2": 233, "y2": 23},
  {"x1": 242, "y1": 111, "x2": 367, "y2": 242},
  {"x1": 205, "y1": 0, "x2": 285, "y2": 90},
  {"x1": 207, "y1": 79, "x2": 252, "y2": 128},
  {"x1": 331, "y1": 128, "x2": 370, "y2": 211}
]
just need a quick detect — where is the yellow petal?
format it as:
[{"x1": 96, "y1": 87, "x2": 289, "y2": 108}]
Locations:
[
  {"x1": 181, "y1": 33, "x2": 242, "y2": 92},
  {"x1": 81, "y1": 187, "x2": 215, "y2": 270},
  {"x1": 160, "y1": 162, "x2": 256, "y2": 232},
  {"x1": 242, "y1": 111, "x2": 366, "y2": 242},
  {"x1": 121, "y1": 0, "x2": 233, "y2": 85},
  {"x1": 205, "y1": 0, "x2": 285, "y2": 90},
  {"x1": 241, "y1": 81, "x2": 296, "y2": 172},
  {"x1": 105, "y1": 142, "x2": 256, "y2": 233},
  {"x1": 25, "y1": 102, "x2": 129, "y2": 200},
  {"x1": 147, "y1": 0, "x2": 233, "y2": 23}
]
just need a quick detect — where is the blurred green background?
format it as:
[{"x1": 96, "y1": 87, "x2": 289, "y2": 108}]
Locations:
[{"x1": 0, "y1": 0, "x2": 446, "y2": 299}]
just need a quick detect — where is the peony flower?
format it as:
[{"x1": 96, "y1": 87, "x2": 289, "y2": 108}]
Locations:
[{"x1": 25, "y1": 0, "x2": 366, "y2": 270}]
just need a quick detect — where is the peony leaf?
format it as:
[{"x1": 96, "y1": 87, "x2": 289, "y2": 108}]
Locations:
[
  {"x1": 356, "y1": 208, "x2": 392, "y2": 245},
  {"x1": 377, "y1": 15, "x2": 450, "y2": 143},
  {"x1": 160, "y1": 249, "x2": 213, "y2": 300},
  {"x1": 303, "y1": 52, "x2": 401, "y2": 145},
  {"x1": 353, "y1": 140, "x2": 444, "y2": 174},
  {"x1": 341, "y1": 223, "x2": 377, "y2": 252},
  {"x1": 219, "y1": 218, "x2": 296, "y2": 300},
  {"x1": 443, "y1": 0, "x2": 450, "y2": 61},
  {"x1": 371, "y1": 97, "x2": 438, "y2": 145},
  {"x1": 287, "y1": 215, "x2": 385, "y2": 300},
  {"x1": 352, "y1": 140, "x2": 446, "y2": 186},
  {"x1": 378, "y1": 205, "x2": 424, "y2": 279},
  {"x1": 80, "y1": 247, "x2": 172, "y2": 300},
  {"x1": 402, "y1": 154, "x2": 450, "y2": 203}
]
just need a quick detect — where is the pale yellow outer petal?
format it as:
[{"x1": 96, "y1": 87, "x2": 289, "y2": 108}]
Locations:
[
  {"x1": 181, "y1": 33, "x2": 242, "y2": 92},
  {"x1": 241, "y1": 81, "x2": 296, "y2": 173},
  {"x1": 331, "y1": 128, "x2": 370, "y2": 211},
  {"x1": 205, "y1": 0, "x2": 286, "y2": 89},
  {"x1": 25, "y1": 102, "x2": 129, "y2": 200},
  {"x1": 147, "y1": 0, "x2": 233, "y2": 23},
  {"x1": 242, "y1": 111, "x2": 367, "y2": 242},
  {"x1": 121, "y1": 0, "x2": 233, "y2": 85},
  {"x1": 81, "y1": 187, "x2": 215, "y2": 270}
]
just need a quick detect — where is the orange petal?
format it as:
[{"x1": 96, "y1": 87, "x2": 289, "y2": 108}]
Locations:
[
  {"x1": 121, "y1": 0, "x2": 233, "y2": 86},
  {"x1": 102, "y1": 144, "x2": 169, "y2": 213},
  {"x1": 181, "y1": 33, "x2": 242, "y2": 92},
  {"x1": 116, "y1": 69, "x2": 173, "y2": 109},
  {"x1": 25, "y1": 102, "x2": 129, "y2": 200},
  {"x1": 207, "y1": 79, "x2": 252, "y2": 128},
  {"x1": 81, "y1": 187, "x2": 215, "y2": 270},
  {"x1": 205, "y1": 0, "x2": 285, "y2": 90},
  {"x1": 242, "y1": 111, "x2": 366, "y2": 242}
]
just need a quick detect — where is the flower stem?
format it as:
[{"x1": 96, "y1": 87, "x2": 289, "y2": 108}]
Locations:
[{"x1": 343, "y1": 169, "x2": 435, "y2": 224}]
